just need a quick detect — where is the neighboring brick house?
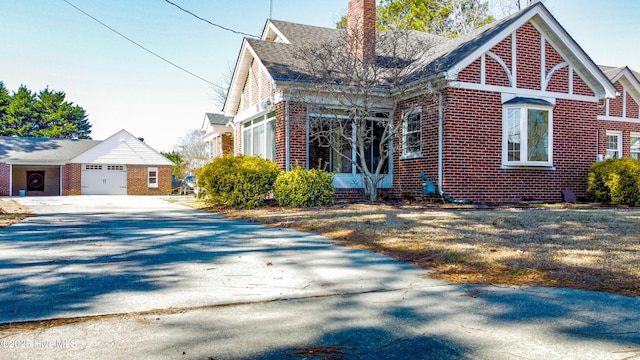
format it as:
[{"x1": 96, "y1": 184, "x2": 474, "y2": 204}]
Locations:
[
  {"x1": 0, "y1": 129, "x2": 173, "y2": 196},
  {"x1": 223, "y1": 0, "x2": 639, "y2": 203},
  {"x1": 200, "y1": 113, "x2": 233, "y2": 160}
]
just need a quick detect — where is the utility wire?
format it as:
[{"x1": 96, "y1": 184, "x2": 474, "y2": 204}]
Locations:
[
  {"x1": 163, "y1": 0, "x2": 259, "y2": 38},
  {"x1": 61, "y1": 0, "x2": 223, "y2": 89}
]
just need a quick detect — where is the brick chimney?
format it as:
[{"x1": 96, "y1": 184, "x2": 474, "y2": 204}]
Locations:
[{"x1": 347, "y1": 0, "x2": 376, "y2": 63}]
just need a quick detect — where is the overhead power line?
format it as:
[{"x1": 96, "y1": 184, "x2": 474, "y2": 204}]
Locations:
[
  {"x1": 163, "y1": 0, "x2": 259, "y2": 38},
  {"x1": 61, "y1": 0, "x2": 223, "y2": 89}
]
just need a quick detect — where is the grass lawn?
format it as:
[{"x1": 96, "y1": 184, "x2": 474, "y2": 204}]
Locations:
[{"x1": 207, "y1": 202, "x2": 640, "y2": 297}]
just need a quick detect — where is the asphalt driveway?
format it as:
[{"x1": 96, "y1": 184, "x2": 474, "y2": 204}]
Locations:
[{"x1": 0, "y1": 196, "x2": 639, "y2": 359}]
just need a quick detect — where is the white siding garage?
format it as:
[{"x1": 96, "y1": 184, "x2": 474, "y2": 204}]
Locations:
[{"x1": 81, "y1": 164, "x2": 127, "y2": 195}]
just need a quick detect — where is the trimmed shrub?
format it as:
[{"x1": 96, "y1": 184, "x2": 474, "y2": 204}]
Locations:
[
  {"x1": 197, "y1": 155, "x2": 280, "y2": 208},
  {"x1": 274, "y1": 165, "x2": 334, "y2": 207},
  {"x1": 587, "y1": 158, "x2": 640, "y2": 206}
]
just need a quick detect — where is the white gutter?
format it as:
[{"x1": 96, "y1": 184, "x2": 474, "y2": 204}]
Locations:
[{"x1": 438, "y1": 91, "x2": 444, "y2": 195}]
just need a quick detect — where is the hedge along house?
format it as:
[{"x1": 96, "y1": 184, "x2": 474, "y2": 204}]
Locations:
[
  {"x1": 0, "y1": 129, "x2": 173, "y2": 196},
  {"x1": 223, "y1": 0, "x2": 640, "y2": 203}
]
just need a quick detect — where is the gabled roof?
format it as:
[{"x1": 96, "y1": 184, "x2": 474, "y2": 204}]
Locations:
[
  {"x1": 0, "y1": 130, "x2": 173, "y2": 166},
  {"x1": 599, "y1": 65, "x2": 640, "y2": 104},
  {"x1": 71, "y1": 129, "x2": 173, "y2": 166},
  {"x1": 224, "y1": 2, "x2": 616, "y2": 116},
  {"x1": 0, "y1": 136, "x2": 100, "y2": 165}
]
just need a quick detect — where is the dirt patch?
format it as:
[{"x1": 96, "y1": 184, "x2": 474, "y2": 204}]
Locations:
[
  {"x1": 190, "y1": 201, "x2": 640, "y2": 297},
  {"x1": 0, "y1": 199, "x2": 31, "y2": 228}
]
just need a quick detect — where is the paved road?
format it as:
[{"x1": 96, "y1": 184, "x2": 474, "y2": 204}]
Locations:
[{"x1": 0, "y1": 196, "x2": 639, "y2": 359}]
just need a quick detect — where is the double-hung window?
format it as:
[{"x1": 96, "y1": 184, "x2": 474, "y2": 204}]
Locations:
[
  {"x1": 402, "y1": 107, "x2": 422, "y2": 158},
  {"x1": 605, "y1": 131, "x2": 622, "y2": 159},
  {"x1": 148, "y1": 167, "x2": 158, "y2": 188},
  {"x1": 631, "y1": 133, "x2": 640, "y2": 160},
  {"x1": 503, "y1": 98, "x2": 553, "y2": 167}
]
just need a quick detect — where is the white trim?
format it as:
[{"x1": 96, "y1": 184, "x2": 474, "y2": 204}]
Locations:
[
  {"x1": 486, "y1": 51, "x2": 513, "y2": 86},
  {"x1": 480, "y1": 54, "x2": 486, "y2": 85},
  {"x1": 511, "y1": 32, "x2": 517, "y2": 89},
  {"x1": 450, "y1": 81, "x2": 599, "y2": 103},
  {"x1": 544, "y1": 62, "x2": 569, "y2": 91},
  {"x1": 605, "y1": 99, "x2": 610, "y2": 117},
  {"x1": 598, "y1": 115, "x2": 640, "y2": 124},
  {"x1": 605, "y1": 130, "x2": 623, "y2": 159},
  {"x1": 568, "y1": 66, "x2": 574, "y2": 94},
  {"x1": 401, "y1": 106, "x2": 422, "y2": 158},
  {"x1": 148, "y1": 167, "x2": 158, "y2": 188},
  {"x1": 502, "y1": 103, "x2": 554, "y2": 167},
  {"x1": 623, "y1": 88, "x2": 627, "y2": 118},
  {"x1": 630, "y1": 132, "x2": 640, "y2": 159},
  {"x1": 540, "y1": 35, "x2": 545, "y2": 91}
]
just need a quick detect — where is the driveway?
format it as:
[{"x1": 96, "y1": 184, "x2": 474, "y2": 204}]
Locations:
[{"x1": 0, "y1": 196, "x2": 639, "y2": 359}]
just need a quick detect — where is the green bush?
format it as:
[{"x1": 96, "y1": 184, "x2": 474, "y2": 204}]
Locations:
[
  {"x1": 197, "y1": 155, "x2": 280, "y2": 208},
  {"x1": 274, "y1": 164, "x2": 334, "y2": 207},
  {"x1": 587, "y1": 158, "x2": 640, "y2": 206}
]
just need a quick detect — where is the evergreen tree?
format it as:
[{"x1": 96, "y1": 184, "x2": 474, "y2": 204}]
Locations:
[{"x1": 0, "y1": 83, "x2": 91, "y2": 139}]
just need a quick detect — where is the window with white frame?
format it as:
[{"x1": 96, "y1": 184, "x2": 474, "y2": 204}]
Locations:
[
  {"x1": 402, "y1": 107, "x2": 422, "y2": 158},
  {"x1": 503, "y1": 102, "x2": 553, "y2": 167},
  {"x1": 631, "y1": 133, "x2": 640, "y2": 160},
  {"x1": 605, "y1": 131, "x2": 622, "y2": 159},
  {"x1": 242, "y1": 111, "x2": 276, "y2": 161},
  {"x1": 148, "y1": 167, "x2": 158, "y2": 188}
]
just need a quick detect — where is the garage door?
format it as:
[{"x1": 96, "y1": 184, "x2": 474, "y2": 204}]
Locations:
[{"x1": 81, "y1": 165, "x2": 127, "y2": 195}]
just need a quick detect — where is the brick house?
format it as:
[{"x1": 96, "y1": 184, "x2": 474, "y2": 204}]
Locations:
[
  {"x1": 200, "y1": 113, "x2": 234, "y2": 160},
  {"x1": 0, "y1": 129, "x2": 173, "y2": 196},
  {"x1": 223, "y1": 0, "x2": 639, "y2": 203}
]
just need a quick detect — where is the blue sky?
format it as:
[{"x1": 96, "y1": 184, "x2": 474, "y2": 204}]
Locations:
[{"x1": 1, "y1": 0, "x2": 638, "y2": 152}]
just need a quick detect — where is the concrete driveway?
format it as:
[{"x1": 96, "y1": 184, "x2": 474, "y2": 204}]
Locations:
[{"x1": 0, "y1": 196, "x2": 639, "y2": 359}]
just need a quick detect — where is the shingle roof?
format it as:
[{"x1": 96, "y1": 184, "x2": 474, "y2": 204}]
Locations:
[
  {"x1": 251, "y1": 5, "x2": 532, "y2": 83},
  {"x1": 0, "y1": 137, "x2": 100, "y2": 164},
  {"x1": 205, "y1": 113, "x2": 227, "y2": 126}
]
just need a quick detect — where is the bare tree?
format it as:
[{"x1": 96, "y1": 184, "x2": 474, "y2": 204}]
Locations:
[
  {"x1": 174, "y1": 129, "x2": 210, "y2": 175},
  {"x1": 289, "y1": 26, "x2": 446, "y2": 201}
]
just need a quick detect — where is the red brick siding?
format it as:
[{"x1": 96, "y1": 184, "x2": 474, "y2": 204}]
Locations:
[
  {"x1": 429, "y1": 88, "x2": 598, "y2": 203},
  {"x1": 126, "y1": 165, "x2": 172, "y2": 195},
  {"x1": 573, "y1": 71, "x2": 595, "y2": 97},
  {"x1": 0, "y1": 163, "x2": 10, "y2": 196},
  {"x1": 221, "y1": 133, "x2": 234, "y2": 156},
  {"x1": 457, "y1": 58, "x2": 481, "y2": 83},
  {"x1": 627, "y1": 91, "x2": 640, "y2": 119},
  {"x1": 393, "y1": 97, "x2": 439, "y2": 197},
  {"x1": 287, "y1": 102, "x2": 308, "y2": 168},
  {"x1": 516, "y1": 22, "x2": 542, "y2": 90},
  {"x1": 62, "y1": 163, "x2": 82, "y2": 195},
  {"x1": 609, "y1": 82, "x2": 624, "y2": 117},
  {"x1": 545, "y1": 41, "x2": 569, "y2": 93},
  {"x1": 597, "y1": 121, "x2": 640, "y2": 158},
  {"x1": 485, "y1": 56, "x2": 511, "y2": 87},
  {"x1": 275, "y1": 101, "x2": 288, "y2": 169},
  {"x1": 485, "y1": 35, "x2": 512, "y2": 87},
  {"x1": 491, "y1": 35, "x2": 512, "y2": 72}
]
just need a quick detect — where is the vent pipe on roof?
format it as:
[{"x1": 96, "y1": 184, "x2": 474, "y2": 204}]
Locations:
[{"x1": 347, "y1": 0, "x2": 376, "y2": 64}]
